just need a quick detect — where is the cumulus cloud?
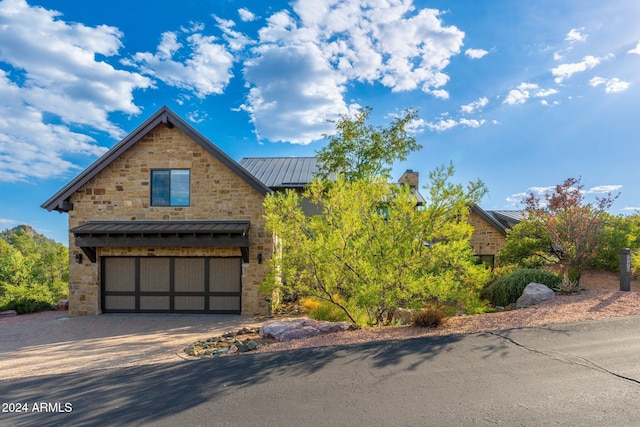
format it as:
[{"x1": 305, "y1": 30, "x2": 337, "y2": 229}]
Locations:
[
  {"x1": 565, "y1": 28, "x2": 587, "y2": 43},
  {"x1": 503, "y1": 82, "x2": 539, "y2": 105},
  {"x1": 589, "y1": 76, "x2": 630, "y2": 93},
  {"x1": 629, "y1": 41, "x2": 640, "y2": 55},
  {"x1": 465, "y1": 48, "x2": 488, "y2": 59},
  {"x1": 126, "y1": 29, "x2": 234, "y2": 98},
  {"x1": 460, "y1": 97, "x2": 488, "y2": 114},
  {"x1": 238, "y1": 8, "x2": 257, "y2": 22},
  {"x1": 551, "y1": 55, "x2": 605, "y2": 83},
  {"x1": 0, "y1": 0, "x2": 150, "y2": 181},
  {"x1": 0, "y1": 218, "x2": 18, "y2": 229},
  {"x1": 587, "y1": 185, "x2": 622, "y2": 194},
  {"x1": 426, "y1": 117, "x2": 486, "y2": 132},
  {"x1": 242, "y1": 0, "x2": 465, "y2": 143}
]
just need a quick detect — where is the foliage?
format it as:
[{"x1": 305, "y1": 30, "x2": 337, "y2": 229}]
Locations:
[
  {"x1": 301, "y1": 296, "x2": 351, "y2": 323},
  {"x1": 588, "y1": 213, "x2": 640, "y2": 272},
  {"x1": 523, "y1": 177, "x2": 618, "y2": 285},
  {"x1": 263, "y1": 165, "x2": 490, "y2": 326},
  {"x1": 316, "y1": 106, "x2": 422, "y2": 182},
  {"x1": 0, "y1": 226, "x2": 68, "y2": 311},
  {"x1": 1, "y1": 297, "x2": 53, "y2": 314},
  {"x1": 412, "y1": 307, "x2": 445, "y2": 328},
  {"x1": 484, "y1": 268, "x2": 561, "y2": 307},
  {"x1": 497, "y1": 220, "x2": 556, "y2": 268}
]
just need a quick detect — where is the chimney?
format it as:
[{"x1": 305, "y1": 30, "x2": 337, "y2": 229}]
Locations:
[{"x1": 398, "y1": 169, "x2": 419, "y2": 189}]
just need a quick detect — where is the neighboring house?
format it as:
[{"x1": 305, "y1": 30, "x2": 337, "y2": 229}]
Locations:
[
  {"x1": 469, "y1": 206, "x2": 524, "y2": 265},
  {"x1": 42, "y1": 107, "x2": 272, "y2": 317}
]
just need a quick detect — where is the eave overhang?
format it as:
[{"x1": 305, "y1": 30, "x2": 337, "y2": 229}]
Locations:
[{"x1": 70, "y1": 221, "x2": 251, "y2": 263}]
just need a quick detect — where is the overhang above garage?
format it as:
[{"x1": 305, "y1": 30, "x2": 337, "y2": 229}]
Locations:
[{"x1": 71, "y1": 220, "x2": 251, "y2": 263}]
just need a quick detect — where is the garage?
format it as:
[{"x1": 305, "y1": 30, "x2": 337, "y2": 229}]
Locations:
[{"x1": 102, "y1": 257, "x2": 242, "y2": 314}]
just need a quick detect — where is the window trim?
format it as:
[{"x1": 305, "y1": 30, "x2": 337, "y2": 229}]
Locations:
[{"x1": 150, "y1": 169, "x2": 191, "y2": 207}]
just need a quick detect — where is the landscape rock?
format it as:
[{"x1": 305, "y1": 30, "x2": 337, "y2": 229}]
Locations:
[
  {"x1": 55, "y1": 299, "x2": 69, "y2": 311},
  {"x1": 393, "y1": 308, "x2": 415, "y2": 324},
  {"x1": 0, "y1": 310, "x2": 18, "y2": 318},
  {"x1": 260, "y1": 318, "x2": 352, "y2": 342},
  {"x1": 516, "y1": 282, "x2": 556, "y2": 308}
]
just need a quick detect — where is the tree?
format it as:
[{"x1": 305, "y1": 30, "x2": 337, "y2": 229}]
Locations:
[
  {"x1": 316, "y1": 106, "x2": 421, "y2": 181},
  {"x1": 263, "y1": 166, "x2": 489, "y2": 326},
  {"x1": 523, "y1": 177, "x2": 618, "y2": 285}
]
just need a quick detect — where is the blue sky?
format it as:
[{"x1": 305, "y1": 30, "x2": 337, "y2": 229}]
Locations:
[{"x1": 1, "y1": 0, "x2": 639, "y2": 244}]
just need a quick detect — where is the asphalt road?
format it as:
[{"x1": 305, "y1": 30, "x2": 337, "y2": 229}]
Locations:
[{"x1": 2, "y1": 316, "x2": 640, "y2": 426}]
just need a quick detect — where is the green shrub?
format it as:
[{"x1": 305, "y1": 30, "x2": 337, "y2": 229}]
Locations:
[
  {"x1": 1, "y1": 298, "x2": 52, "y2": 314},
  {"x1": 484, "y1": 268, "x2": 561, "y2": 307},
  {"x1": 412, "y1": 308, "x2": 445, "y2": 328},
  {"x1": 301, "y1": 296, "x2": 351, "y2": 323}
]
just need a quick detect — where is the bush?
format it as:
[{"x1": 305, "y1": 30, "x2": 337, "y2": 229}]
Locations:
[
  {"x1": 484, "y1": 268, "x2": 561, "y2": 307},
  {"x1": 1, "y1": 298, "x2": 52, "y2": 314},
  {"x1": 412, "y1": 308, "x2": 445, "y2": 328},
  {"x1": 301, "y1": 296, "x2": 350, "y2": 323}
]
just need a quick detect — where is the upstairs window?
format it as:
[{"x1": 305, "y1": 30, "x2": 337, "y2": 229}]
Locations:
[{"x1": 151, "y1": 169, "x2": 190, "y2": 206}]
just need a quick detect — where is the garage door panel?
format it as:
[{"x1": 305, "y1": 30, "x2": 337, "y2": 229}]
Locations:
[
  {"x1": 175, "y1": 258, "x2": 205, "y2": 292},
  {"x1": 140, "y1": 258, "x2": 170, "y2": 292},
  {"x1": 140, "y1": 296, "x2": 170, "y2": 310},
  {"x1": 105, "y1": 295, "x2": 135, "y2": 310},
  {"x1": 210, "y1": 258, "x2": 241, "y2": 293},
  {"x1": 175, "y1": 296, "x2": 205, "y2": 311},
  {"x1": 209, "y1": 296, "x2": 241, "y2": 311},
  {"x1": 104, "y1": 258, "x2": 136, "y2": 292}
]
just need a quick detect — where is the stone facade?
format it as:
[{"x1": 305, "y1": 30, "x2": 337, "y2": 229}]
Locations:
[
  {"x1": 65, "y1": 123, "x2": 271, "y2": 317},
  {"x1": 468, "y1": 210, "x2": 507, "y2": 257}
]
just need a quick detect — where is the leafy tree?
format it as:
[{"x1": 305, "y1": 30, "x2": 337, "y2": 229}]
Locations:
[
  {"x1": 588, "y1": 213, "x2": 640, "y2": 271},
  {"x1": 316, "y1": 106, "x2": 421, "y2": 181},
  {"x1": 263, "y1": 166, "x2": 489, "y2": 326},
  {"x1": 497, "y1": 220, "x2": 556, "y2": 268},
  {"x1": 523, "y1": 177, "x2": 618, "y2": 284}
]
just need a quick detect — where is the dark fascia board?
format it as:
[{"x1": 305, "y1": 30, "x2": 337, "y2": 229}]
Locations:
[
  {"x1": 41, "y1": 106, "x2": 271, "y2": 213},
  {"x1": 470, "y1": 204, "x2": 507, "y2": 235}
]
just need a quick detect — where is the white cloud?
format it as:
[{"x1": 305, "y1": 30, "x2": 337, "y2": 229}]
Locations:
[
  {"x1": 460, "y1": 97, "x2": 488, "y2": 113},
  {"x1": 628, "y1": 41, "x2": 640, "y2": 55},
  {"x1": 503, "y1": 82, "x2": 539, "y2": 105},
  {"x1": 214, "y1": 15, "x2": 254, "y2": 51},
  {"x1": 622, "y1": 207, "x2": 640, "y2": 212},
  {"x1": 589, "y1": 76, "x2": 630, "y2": 93},
  {"x1": 426, "y1": 117, "x2": 486, "y2": 132},
  {"x1": 528, "y1": 186, "x2": 555, "y2": 195},
  {"x1": 242, "y1": 0, "x2": 467, "y2": 144},
  {"x1": 505, "y1": 192, "x2": 527, "y2": 205},
  {"x1": 127, "y1": 30, "x2": 234, "y2": 98},
  {"x1": 238, "y1": 8, "x2": 257, "y2": 22},
  {"x1": 0, "y1": 218, "x2": 18, "y2": 229},
  {"x1": 535, "y1": 88, "x2": 558, "y2": 97},
  {"x1": 565, "y1": 28, "x2": 587, "y2": 43},
  {"x1": 465, "y1": 48, "x2": 488, "y2": 59},
  {"x1": 0, "y1": 0, "x2": 150, "y2": 182},
  {"x1": 551, "y1": 55, "x2": 604, "y2": 83},
  {"x1": 240, "y1": 43, "x2": 352, "y2": 143},
  {"x1": 587, "y1": 185, "x2": 622, "y2": 194}
]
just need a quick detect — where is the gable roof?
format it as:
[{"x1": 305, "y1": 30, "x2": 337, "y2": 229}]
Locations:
[
  {"x1": 42, "y1": 106, "x2": 271, "y2": 213},
  {"x1": 470, "y1": 204, "x2": 508, "y2": 235},
  {"x1": 239, "y1": 157, "x2": 319, "y2": 188}
]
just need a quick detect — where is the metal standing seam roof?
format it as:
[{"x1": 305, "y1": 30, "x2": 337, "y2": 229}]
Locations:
[
  {"x1": 70, "y1": 221, "x2": 250, "y2": 235},
  {"x1": 239, "y1": 157, "x2": 319, "y2": 188}
]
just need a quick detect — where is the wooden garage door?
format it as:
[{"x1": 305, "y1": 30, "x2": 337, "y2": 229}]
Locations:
[{"x1": 101, "y1": 257, "x2": 241, "y2": 314}]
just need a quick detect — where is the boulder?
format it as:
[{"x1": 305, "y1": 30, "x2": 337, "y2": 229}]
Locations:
[
  {"x1": 0, "y1": 310, "x2": 17, "y2": 318},
  {"x1": 516, "y1": 283, "x2": 556, "y2": 308},
  {"x1": 260, "y1": 318, "x2": 352, "y2": 342},
  {"x1": 55, "y1": 299, "x2": 69, "y2": 311}
]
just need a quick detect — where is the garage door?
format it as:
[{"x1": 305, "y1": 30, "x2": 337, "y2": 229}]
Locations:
[{"x1": 101, "y1": 257, "x2": 241, "y2": 314}]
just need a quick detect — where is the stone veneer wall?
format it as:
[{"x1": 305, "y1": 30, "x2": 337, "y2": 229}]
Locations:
[
  {"x1": 66, "y1": 123, "x2": 272, "y2": 316},
  {"x1": 468, "y1": 211, "x2": 506, "y2": 257}
]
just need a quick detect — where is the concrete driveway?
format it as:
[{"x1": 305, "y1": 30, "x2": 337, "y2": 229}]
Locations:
[{"x1": 0, "y1": 311, "x2": 263, "y2": 380}]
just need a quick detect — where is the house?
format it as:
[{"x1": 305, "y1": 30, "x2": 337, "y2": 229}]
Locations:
[
  {"x1": 469, "y1": 206, "x2": 524, "y2": 265},
  {"x1": 42, "y1": 106, "x2": 273, "y2": 317}
]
